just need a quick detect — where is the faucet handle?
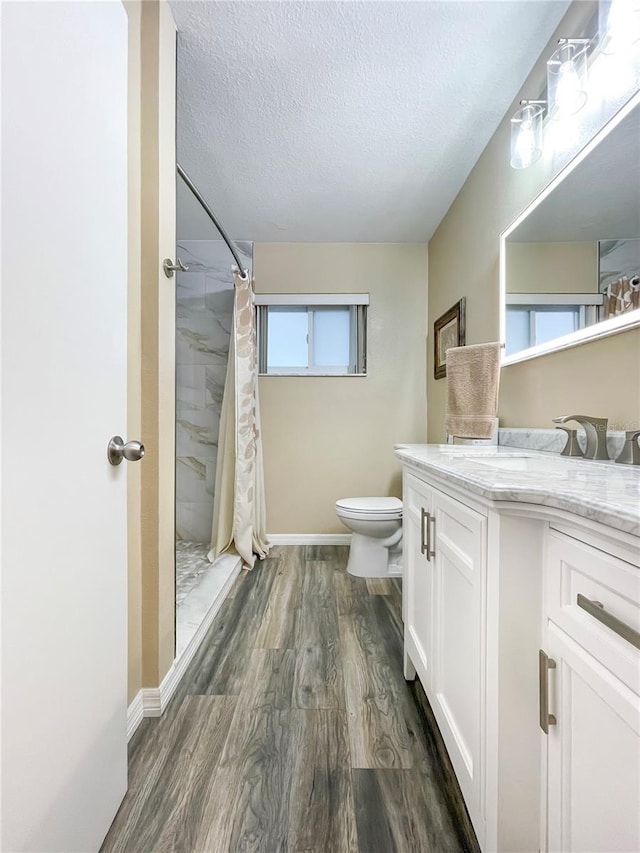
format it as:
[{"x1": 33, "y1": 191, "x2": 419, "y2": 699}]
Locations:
[
  {"x1": 615, "y1": 430, "x2": 640, "y2": 466},
  {"x1": 556, "y1": 426, "x2": 584, "y2": 458}
]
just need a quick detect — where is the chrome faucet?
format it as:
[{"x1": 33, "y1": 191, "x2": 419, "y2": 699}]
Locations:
[{"x1": 552, "y1": 415, "x2": 610, "y2": 461}]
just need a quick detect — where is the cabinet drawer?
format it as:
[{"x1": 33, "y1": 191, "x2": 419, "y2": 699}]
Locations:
[{"x1": 545, "y1": 530, "x2": 640, "y2": 694}]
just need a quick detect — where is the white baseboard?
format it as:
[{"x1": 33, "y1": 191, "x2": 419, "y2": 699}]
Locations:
[
  {"x1": 268, "y1": 533, "x2": 351, "y2": 545},
  {"x1": 126, "y1": 557, "x2": 242, "y2": 741},
  {"x1": 126, "y1": 670, "x2": 174, "y2": 738},
  {"x1": 126, "y1": 690, "x2": 144, "y2": 741}
]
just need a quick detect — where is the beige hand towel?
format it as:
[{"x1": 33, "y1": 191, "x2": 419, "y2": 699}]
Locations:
[{"x1": 445, "y1": 342, "x2": 501, "y2": 439}]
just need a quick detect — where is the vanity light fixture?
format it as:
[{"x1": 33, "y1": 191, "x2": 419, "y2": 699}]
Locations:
[
  {"x1": 547, "y1": 38, "x2": 591, "y2": 120},
  {"x1": 599, "y1": 0, "x2": 640, "y2": 55},
  {"x1": 510, "y1": 100, "x2": 545, "y2": 169}
]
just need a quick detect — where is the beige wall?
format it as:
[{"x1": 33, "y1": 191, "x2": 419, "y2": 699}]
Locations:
[
  {"x1": 507, "y1": 242, "x2": 598, "y2": 294},
  {"x1": 255, "y1": 243, "x2": 428, "y2": 534},
  {"x1": 126, "y1": 0, "x2": 176, "y2": 703},
  {"x1": 427, "y1": 1, "x2": 640, "y2": 442}
]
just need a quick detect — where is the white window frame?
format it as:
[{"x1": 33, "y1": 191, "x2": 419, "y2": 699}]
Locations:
[{"x1": 255, "y1": 293, "x2": 369, "y2": 376}]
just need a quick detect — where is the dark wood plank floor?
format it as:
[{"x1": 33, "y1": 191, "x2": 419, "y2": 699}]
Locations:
[{"x1": 102, "y1": 546, "x2": 479, "y2": 853}]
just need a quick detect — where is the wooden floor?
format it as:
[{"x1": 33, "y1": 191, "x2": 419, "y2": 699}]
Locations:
[{"x1": 102, "y1": 546, "x2": 479, "y2": 853}]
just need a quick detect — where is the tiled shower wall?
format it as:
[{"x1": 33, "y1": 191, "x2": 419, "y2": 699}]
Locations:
[{"x1": 175, "y1": 240, "x2": 253, "y2": 543}]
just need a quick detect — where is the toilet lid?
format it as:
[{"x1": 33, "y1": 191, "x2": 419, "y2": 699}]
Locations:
[{"x1": 336, "y1": 496, "x2": 402, "y2": 515}]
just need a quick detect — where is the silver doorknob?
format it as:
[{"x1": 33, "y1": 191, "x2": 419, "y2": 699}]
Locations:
[{"x1": 107, "y1": 436, "x2": 145, "y2": 466}]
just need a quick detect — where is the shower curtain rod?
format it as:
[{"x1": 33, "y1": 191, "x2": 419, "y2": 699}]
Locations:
[{"x1": 177, "y1": 163, "x2": 249, "y2": 281}]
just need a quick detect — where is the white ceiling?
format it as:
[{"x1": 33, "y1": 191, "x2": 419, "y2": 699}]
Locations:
[{"x1": 171, "y1": 0, "x2": 571, "y2": 243}]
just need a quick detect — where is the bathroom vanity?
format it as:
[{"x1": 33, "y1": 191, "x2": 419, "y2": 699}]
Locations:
[{"x1": 395, "y1": 444, "x2": 640, "y2": 853}]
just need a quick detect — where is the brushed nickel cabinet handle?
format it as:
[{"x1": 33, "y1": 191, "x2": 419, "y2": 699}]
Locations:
[
  {"x1": 539, "y1": 649, "x2": 557, "y2": 734},
  {"x1": 424, "y1": 509, "x2": 431, "y2": 561},
  {"x1": 421, "y1": 507, "x2": 428, "y2": 558},
  {"x1": 427, "y1": 512, "x2": 436, "y2": 560},
  {"x1": 577, "y1": 594, "x2": 640, "y2": 650}
]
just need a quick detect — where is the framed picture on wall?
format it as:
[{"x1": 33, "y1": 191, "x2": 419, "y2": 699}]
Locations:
[{"x1": 433, "y1": 297, "x2": 465, "y2": 379}]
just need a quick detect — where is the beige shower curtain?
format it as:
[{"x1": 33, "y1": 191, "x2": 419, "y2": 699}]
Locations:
[{"x1": 208, "y1": 270, "x2": 270, "y2": 568}]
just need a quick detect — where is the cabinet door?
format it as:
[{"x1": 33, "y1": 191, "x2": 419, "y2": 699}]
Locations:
[
  {"x1": 402, "y1": 473, "x2": 434, "y2": 688},
  {"x1": 431, "y1": 488, "x2": 487, "y2": 829},
  {"x1": 545, "y1": 623, "x2": 640, "y2": 853}
]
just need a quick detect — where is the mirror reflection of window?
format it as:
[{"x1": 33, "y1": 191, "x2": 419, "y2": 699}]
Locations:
[
  {"x1": 535, "y1": 309, "x2": 579, "y2": 344},
  {"x1": 505, "y1": 306, "x2": 580, "y2": 355}
]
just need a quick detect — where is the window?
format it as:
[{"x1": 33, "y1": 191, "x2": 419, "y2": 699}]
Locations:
[
  {"x1": 505, "y1": 293, "x2": 602, "y2": 356},
  {"x1": 256, "y1": 293, "x2": 368, "y2": 375},
  {"x1": 505, "y1": 305, "x2": 581, "y2": 354}
]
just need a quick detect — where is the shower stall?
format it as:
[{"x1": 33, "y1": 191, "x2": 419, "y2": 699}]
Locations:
[{"x1": 174, "y1": 238, "x2": 253, "y2": 656}]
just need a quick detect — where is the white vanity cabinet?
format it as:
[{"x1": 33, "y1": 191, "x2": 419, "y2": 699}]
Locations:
[
  {"x1": 541, "y1": 529, "x2": 640, "y2": 853},
  {"x1": 403, "y1": 471, "x2": 486, "y2": 831},
  {"x1": 402, "y1": 472, "x2": 435, "y2": 681},
  {"x1": 399, "y1": 448, "x2": 640, "y2": 853},
  {"x1": 402, "y1": 464, "x2": 542, "y2": 852}
]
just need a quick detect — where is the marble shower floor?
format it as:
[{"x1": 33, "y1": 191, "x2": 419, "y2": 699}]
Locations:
[
  {"x1": 176, "y1": 541, "x2": 214, "y2": 606},
  {"x1": 175, "y1": 541, "x2": 241, "y2": 661}
]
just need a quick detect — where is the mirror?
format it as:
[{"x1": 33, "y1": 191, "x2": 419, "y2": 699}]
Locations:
[{"x1": 501, "y1": 94, "x2": 640, "y2": 363}]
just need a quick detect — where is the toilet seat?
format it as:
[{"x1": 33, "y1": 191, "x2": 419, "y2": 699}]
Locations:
[{"x1": 336, "y1": 496, "x2": 402, "y2": 521}]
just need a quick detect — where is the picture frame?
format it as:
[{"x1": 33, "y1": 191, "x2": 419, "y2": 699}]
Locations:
[{"x1": 433, "y1": 297, "x2": 465, "y2": 379}]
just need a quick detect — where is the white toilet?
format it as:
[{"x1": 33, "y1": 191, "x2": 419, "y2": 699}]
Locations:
[{"x1": 335, "y1": 497, "x2": 403, "y2": 578}]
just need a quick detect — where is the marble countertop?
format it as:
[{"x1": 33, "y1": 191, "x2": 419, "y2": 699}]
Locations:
[{"x1": 394, "y1": 444, "x2": 640, "y2": 537}]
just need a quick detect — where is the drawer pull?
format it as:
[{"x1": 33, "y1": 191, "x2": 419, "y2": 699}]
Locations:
[
  {"x1": 539, "y1": 649, "x2": 557, "y2": 734},
  {"x1": 577, "y1": 594, "x2": 640, "y2": 650}
]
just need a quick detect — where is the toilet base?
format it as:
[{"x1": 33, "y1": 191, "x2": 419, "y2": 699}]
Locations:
[{"x1": 346, "y1": 533, "x2": 403, "y2": 578}]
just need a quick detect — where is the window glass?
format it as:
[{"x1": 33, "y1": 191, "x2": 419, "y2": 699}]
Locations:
[
  {"x1": 312, "y1": 307, "x2": 351, "y2": 367},
  {"x1": 266, "y1": 307, "x2": 308, "y2": 368},
  {"x1": 506, "y1": 305, "x2": 580, "y2": 354},
  {"x1": 505, "y1": 308, "x2": 530, "y2": 355},
  {"x1": 533, "y1": 309, "x2": 578, "y2": 346}
]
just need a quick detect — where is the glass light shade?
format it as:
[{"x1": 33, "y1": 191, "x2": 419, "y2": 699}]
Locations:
[
  {"x1": 510, "y1": 103, "x2": 544, "y2": 169},
  {"x1": 599, "y1": 0, "x2": 640, "y2": 55},
  {"x1": 547, "y1": 42, "x2": 589, "y2": 120}
]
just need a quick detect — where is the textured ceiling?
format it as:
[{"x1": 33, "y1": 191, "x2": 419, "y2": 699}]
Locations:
[{"x1": 172, "y1": 0, "x2": 571, "y2": 243}]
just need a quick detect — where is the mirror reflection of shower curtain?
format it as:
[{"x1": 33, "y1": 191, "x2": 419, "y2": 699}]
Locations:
[
  {"x1": 208, "y1": 270, "x2": 270, "y2": 568},
  {"x1": 603, "y1": 276, "x2": 640, "y2": 318}
]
